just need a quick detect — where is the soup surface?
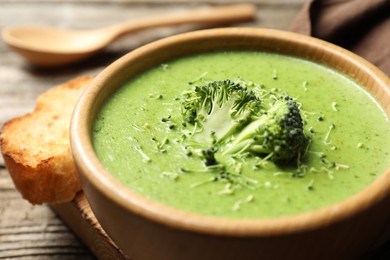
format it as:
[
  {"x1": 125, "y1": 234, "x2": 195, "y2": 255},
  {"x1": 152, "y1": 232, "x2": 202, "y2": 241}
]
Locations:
[{"x1": 93, "y1": 51, "x2": 390, "y2": 218}]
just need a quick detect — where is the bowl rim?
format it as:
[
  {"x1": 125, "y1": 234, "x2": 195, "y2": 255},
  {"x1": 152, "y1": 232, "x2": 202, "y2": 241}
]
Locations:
[{"x1": 71, "y1": 27, "x2": 390, "y2": 237}]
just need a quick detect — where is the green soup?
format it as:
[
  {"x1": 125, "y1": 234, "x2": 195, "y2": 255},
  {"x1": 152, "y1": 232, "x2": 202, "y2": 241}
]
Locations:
[{"x1": 93, "y1": 51, "x2": 390, "y2": 218}]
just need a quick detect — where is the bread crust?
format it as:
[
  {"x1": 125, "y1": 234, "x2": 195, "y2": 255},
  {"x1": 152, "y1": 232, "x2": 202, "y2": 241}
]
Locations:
[{"x1": 1, "y1": 76, "x2": 93, "y2": 204}]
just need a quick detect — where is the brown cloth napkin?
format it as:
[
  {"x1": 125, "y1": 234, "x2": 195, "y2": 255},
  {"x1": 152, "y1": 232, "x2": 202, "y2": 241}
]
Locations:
[{"x1": 290, "y1": 0, "x2": 390, "y2": 76}]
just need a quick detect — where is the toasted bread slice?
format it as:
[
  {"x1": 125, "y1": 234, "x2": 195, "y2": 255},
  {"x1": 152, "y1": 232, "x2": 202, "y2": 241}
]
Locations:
[{"x1": 0, "y1": 76, "x2": 93, "y2": 204}]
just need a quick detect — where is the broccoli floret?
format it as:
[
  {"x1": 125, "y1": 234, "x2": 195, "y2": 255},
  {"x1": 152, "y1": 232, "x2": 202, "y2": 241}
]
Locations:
[
  {"x1": 177, "y1": 79, "x2": 311, "y2": 197},
  {"x1": 180, "y1": 80, "x2": 262, "y2": 142},
  {"x1": 224, "y1": 96, "x2": 309, "y2": 162},
  {"x1": 180, "y1": 80, "x2": 310, "y2": 164}
]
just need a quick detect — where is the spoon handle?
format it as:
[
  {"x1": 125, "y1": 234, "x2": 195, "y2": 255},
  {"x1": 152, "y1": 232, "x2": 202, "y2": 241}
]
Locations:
[{"x1": 108, "y1": 4, "x2": 256, "y2": 39}]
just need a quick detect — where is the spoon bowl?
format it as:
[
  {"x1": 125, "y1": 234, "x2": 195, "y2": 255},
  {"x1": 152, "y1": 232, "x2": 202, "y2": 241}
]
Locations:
[
  {"x1": 2, "y1": 4, "x2": 256, "y2": 67},
  {"x1": 2, "y1": 26, "x2": 109, "y2": 66}
]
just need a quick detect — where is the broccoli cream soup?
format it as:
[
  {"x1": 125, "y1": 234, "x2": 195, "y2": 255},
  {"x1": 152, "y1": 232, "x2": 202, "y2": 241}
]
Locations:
[{"x1": 93, "y1": 52, "x2": 390, "y2": 218}]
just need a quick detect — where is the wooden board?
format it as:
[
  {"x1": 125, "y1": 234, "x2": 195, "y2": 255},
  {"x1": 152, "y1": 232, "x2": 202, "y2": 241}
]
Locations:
[
  {"x1": 50, "y1": 190, "x2": 390, "y2": 260},
  {"x1": 0, "y1": 168, "x2": 94, "y2": 259},
  {"x1": 50, "y1": 193, "x2": 128, "y2": 259}
]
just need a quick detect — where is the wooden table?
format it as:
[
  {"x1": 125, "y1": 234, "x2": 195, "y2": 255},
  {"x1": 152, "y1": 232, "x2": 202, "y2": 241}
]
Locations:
[{"x1": 0, "y1": 0, "x2": 388, "y2": 259}]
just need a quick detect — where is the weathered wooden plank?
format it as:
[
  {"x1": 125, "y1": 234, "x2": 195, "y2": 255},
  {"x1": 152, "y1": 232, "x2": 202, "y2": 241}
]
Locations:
[
  {"x1": 0, "y1": 0, "x2": 306, "y2": 5},
  {"x1": 0, "y1": 169, "x2": 94, "y2": 259},
  {"x1": 50, "y1": 193, "x2": 128, "y2": 259},
  {"x1": 0, "y1": 1, "x2": 300, "y2": 29}
]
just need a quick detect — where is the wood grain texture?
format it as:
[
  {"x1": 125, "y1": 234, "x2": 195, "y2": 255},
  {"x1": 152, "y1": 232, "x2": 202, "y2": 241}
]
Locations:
[
  {"x1": 50, "y1": 193, "x2": 128, "y2": 259},
  {"x1": 0, "y1": 168, "x2": 94, "y2": 259}
]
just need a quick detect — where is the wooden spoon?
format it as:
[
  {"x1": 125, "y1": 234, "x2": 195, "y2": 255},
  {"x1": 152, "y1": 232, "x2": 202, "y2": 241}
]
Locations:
[{"x1": 2, "y1": 4, "x2": 256, "y2": 67}]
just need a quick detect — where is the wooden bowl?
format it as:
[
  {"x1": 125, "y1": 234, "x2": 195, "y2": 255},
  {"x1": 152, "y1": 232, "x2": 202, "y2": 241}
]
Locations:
[{"x1": 70, "y1": 28, "x2": 390, "y2": 260}]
